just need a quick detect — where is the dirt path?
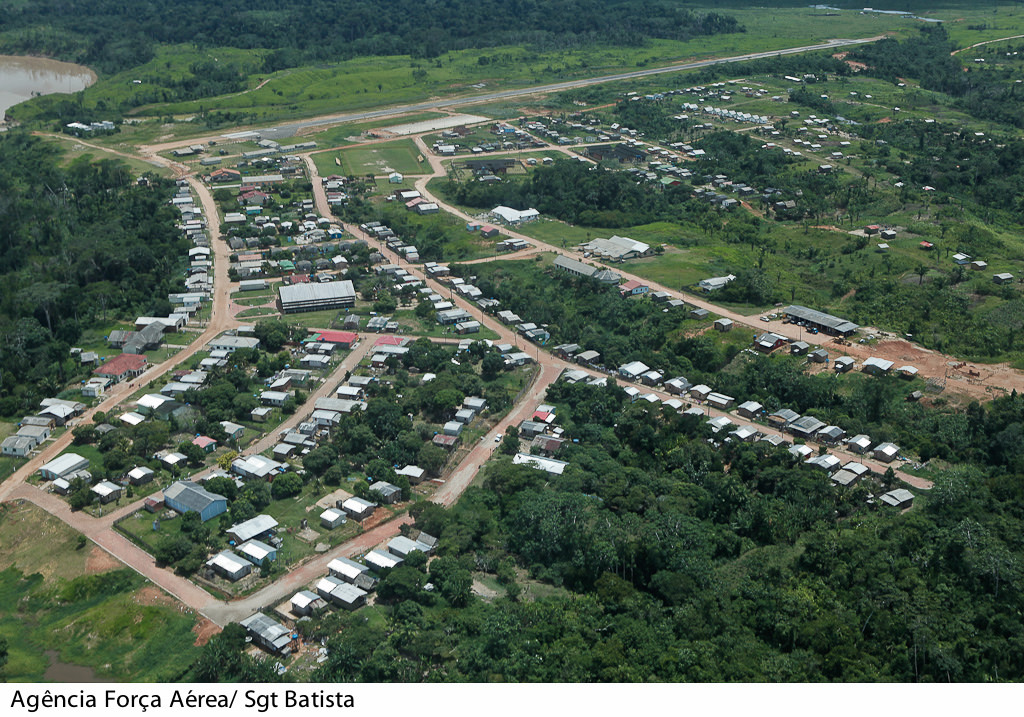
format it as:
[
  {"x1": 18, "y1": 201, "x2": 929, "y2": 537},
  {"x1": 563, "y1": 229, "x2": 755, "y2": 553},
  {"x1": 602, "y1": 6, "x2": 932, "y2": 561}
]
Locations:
[
  {"x1": 951, "y1": 34, "x2": 1024, "y2": 55},
  {"x1": 399, "y1": 136, "x2": 1024, "y2": 402}
]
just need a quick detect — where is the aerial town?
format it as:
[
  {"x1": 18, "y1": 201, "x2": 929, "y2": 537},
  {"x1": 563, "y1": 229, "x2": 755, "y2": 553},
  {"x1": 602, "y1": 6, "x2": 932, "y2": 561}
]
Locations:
[{"x1": 0, "y1": 0, "x2": 1022, "y2": 687}]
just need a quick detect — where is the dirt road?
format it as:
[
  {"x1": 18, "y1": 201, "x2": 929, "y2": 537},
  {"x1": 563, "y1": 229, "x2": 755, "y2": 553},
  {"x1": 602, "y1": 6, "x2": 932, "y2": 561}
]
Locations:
[{"x1": 402, "y1": 136, "x2": 1024, "y2": 402}]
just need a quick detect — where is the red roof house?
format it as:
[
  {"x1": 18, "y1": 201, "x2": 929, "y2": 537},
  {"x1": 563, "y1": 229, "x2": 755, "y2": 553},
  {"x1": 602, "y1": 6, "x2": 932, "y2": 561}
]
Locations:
[
  {"x1": 314, "y1": 330, "x2": 359, "y2": 348},
  {"x1": 192, "y1": 435, "x2": 218, "y2": 452},
  {"x1": 94, "y1": 353, "x2": 148, "y2": 383}
]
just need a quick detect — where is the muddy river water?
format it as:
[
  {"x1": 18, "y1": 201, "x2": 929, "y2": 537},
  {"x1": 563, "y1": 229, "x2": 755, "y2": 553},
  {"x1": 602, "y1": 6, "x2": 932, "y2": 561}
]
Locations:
[{"x1": 0, "y1": 55, "x2": 96, "y2": 121}]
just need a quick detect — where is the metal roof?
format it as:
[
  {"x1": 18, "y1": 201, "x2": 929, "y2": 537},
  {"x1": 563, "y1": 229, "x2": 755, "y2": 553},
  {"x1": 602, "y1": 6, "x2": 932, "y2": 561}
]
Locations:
[
  {"x1": 208, "y1": 550, "x2": 253, "y2": 574},
  {"x1": 329, "y1": 557, "x2": 369, "y2": 581},
  {"x1": 227, "y1": 514, "x2": 278, "y2": 542},
  {"x1": 163, "y1": 481, "x2": 226, "y2": 514},
  {"x1": 783, "y1": 304, "x2": 859, "y2": 333},
  {"x1": 280, "y1": 278, "x2": 356, "y2": 307},
  {"x1": 239, "y1": 612, "x2": 291, "y2": 649},
  {"x1": 40, "y1": 453, "x2": 89, "y2": 477},
  {"x1": 365, "y1": 549, "x2": 402, "y2": 570},
  {"x1": 238, "y1": 540, "x2": 275, "y2": 563}
]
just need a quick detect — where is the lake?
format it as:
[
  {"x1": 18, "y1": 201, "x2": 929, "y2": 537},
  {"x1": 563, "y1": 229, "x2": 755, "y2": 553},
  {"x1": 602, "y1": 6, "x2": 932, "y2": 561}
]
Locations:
[{"x1": 0, "y1": 55, "x2": 96, "y2": 121}]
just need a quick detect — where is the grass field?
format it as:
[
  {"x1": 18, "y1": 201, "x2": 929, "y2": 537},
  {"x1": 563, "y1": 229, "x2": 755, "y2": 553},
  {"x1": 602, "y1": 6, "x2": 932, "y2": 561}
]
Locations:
[
  {"x1": 0, "y1": 502, "x2": 201, "y2": 682},
  {"x1": 8, "y1": 4, "x2": 935, "y2": 144},
  {"x1": 336, "y1": 139, "x2": 430, "y2": 176}
]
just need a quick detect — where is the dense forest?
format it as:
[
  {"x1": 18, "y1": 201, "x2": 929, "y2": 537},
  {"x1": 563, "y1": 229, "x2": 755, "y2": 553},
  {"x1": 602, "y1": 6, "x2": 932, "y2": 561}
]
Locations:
[
  {"x1": 0, "y1": 0, "x2": 742, "y2": 76},
  {"x1": 444, "y1": 156, "x2": 743, "y2": 230},
  {"x1": 459, "y1": 258, "x2": 1018, "y2": 466},
  {"x1": 0, "y1": 132, "x2": 187, "y2": 417},
  {"x1": 192, "y1": 380, "x2": 1024, "y2": 681}
]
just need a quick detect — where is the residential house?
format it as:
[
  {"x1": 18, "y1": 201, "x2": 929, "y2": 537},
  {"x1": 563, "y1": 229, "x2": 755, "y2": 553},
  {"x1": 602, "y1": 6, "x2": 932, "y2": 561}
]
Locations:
[
  {"x1": 316, "y1": 576, "x2": 368, "y2": 610},
  {"x1": 768, "y1": 408, "x2": 800, "y2": 428},
  {"x1": 320, "y1": 508, "x2": 347, "y2": 530},
  {"x1": 207, "y1": 551, "x2": 254, "y2": 582},
  {"x1": 93, "y1": 353, "x2": 148, "y2": 384},
  {"x1": 342, "y1": 497, "x2": 377, "y2": 521},
  {"x1": 227, "y1": 515, "x2": 278, "y2": 544},
  {"x1": 817, "y1": 425, "x2": 845, "y2": 444},
  {"x1": 1, "y1": 436, "x2": 35, "y2": 458},
  {"x1": 789, "y1": 415, "x2": 826, "y2": 438},
  {"x1": 664, "y1": 377, "x2": 692, "y2": 395},
  {"x1": 619, "y1": 279, "x2": 649, "y2": 296},
  {"x1": 291, "y1": 590, "x2": 327, "y2": 617},
  {"x1": 880, "y1": 488, "x2": 914, "y2": 509},
  {"x1": 387, "y1": 535, "x2": 435, "y2": 558},
  {"x1": 232, "y1": 454, "x2": 286, "y2": 480},
  {"x1": 618, "y1": 361, "x2": 650, "y2": 381},
  {"x1": 39, "y1": 453, "x2": 89, "y2": 481},
  {"x1": 239, "y1": 613, "x2": 293, "y2": 655},
  {"x1": 834, "y1": 356, "x2": 856, "y2": 373},
  {"x1": 328, "y1": 557, "x2": 370, "y2": 584},
  {"x1": 846, "y1": 434, "x2": 873, "y2": 454},
  {"x1": 873, "y1": 442, "x2": 900, "y2": 463},
  {"x1": 127, "y1": 466, "x2": 155, "y2": 485},
  {"x1": 238, "y1": 540, "x2": 277, "y2": 565},
  {"x1": 862, "y1": 357, "x2": 894, "y2": 375},
  {"x1": 91, "y1": 480, "x2": 122, "y2": 504},
  {"x1": 754, "y1": 333, "x2": 789, "y2": 353},
  {"x1": 163, "y1": 481, "x2": 228, "y2": 521},
  {"x1": 369, "y1": 481, "x2": 401, "y2": 504},
  {"x1": 365, "y1": 549, "x2": 403, "y2": 572},
  {"x1": 737, "y1": 401, "x2": 763, "y2": 419},
  {"x1": 706, "y1": 392, "x2": 735, "y2": 410}
]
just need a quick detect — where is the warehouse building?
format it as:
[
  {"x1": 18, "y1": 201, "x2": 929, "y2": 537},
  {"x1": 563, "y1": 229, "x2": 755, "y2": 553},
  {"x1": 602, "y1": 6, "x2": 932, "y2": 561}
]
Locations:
[{"x1": 278, "y1": 281, "x2": 356, "y2": 313}]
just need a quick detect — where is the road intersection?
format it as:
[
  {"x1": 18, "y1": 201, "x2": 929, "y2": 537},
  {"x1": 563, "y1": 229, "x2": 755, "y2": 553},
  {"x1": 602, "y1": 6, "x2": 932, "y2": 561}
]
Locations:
[{"x1": 4, "y1": 34, "x2": 963, "y2": 628}]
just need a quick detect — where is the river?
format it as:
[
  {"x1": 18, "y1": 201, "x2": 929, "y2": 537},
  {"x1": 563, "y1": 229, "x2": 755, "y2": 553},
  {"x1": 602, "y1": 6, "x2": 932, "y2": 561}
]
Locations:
[{"x1": 0, "y1": 55, "x2": 96, "y2": 122}]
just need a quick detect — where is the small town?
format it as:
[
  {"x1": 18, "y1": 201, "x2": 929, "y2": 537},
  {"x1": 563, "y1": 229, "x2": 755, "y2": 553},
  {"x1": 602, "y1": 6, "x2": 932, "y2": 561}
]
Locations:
[{"x1": 0, "y1": 0, "x2": 1021, "y2": 691}]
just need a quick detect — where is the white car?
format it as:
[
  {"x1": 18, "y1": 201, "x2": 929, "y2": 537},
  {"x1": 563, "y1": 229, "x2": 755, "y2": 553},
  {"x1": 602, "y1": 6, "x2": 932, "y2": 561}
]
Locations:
[{"x1": 494, "y1": 434, "x2": 503, "y2": 442}]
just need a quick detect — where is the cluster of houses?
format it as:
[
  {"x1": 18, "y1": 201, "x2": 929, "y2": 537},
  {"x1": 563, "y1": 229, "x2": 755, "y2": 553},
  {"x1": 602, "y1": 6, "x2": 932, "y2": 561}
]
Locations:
[
  {"x1": 72, "y1": 181, "x2": 210, "y2": 400},
  {"x1": 78, "y1": 181, "x2": 212, "y2": 391},
  {"x1": 36, "y1": 450, "x2": 136, "y2": 505},
  {"x1": 236, "y1": 528, "x2": 439, "y2": 657},
  {"x1": 515, "y1": 403, "x2": 568, "y2": 464},
  {"x1": 65, "y1": 120, "x2": 116, "y2": 134},
  {"x1": 431, "y1": 395, "x2": 490, "y2": 452},
  {"x1": 680, "y1": 101, "x2": 770, "y2": 126},
  {"x1": 1, "y1": 398, "x2": 86, "y2": 459},
  {"x1": 37, "y1": 452, "x2": 122, "y2": 502},
  {"x1": 361, "y1": 220, "x2": 416, "y2": 263},
  {"x1": 550, "y1": 364, "x2": 915, "y2": 507},
  {"x1": 204, "y1": 514, "x2": 282, "y2": 582},
  {"x1": 948, "y1": 250, "x2": 1015, "y2": 284},
  {"x1": 391, "y1": 188, "x2": 438, "y2": 219},
  {"x1": 226, "y1": 191, "x2": 345, "y2": 250}
]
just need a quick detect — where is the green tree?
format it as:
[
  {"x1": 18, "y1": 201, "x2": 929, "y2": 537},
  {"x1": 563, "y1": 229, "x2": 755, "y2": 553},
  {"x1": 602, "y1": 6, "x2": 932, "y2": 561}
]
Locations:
[{"x1": 271, "y1": 471, "x2": 303, "y2": 499}]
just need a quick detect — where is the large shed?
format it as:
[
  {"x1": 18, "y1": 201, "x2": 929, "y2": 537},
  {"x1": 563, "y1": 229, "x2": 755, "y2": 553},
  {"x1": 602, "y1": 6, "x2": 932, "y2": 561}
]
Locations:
[{"x1": 163, "y1": 481, "x2": 228, "y2": 522}]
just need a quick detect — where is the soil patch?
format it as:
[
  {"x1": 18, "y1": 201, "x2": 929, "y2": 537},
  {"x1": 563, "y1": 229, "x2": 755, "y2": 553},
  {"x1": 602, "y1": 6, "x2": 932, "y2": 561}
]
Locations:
[
  {"x1": 192, "y1": 618, "x2": 220, "y2": 647},
  {"x1": 134, "y1": 584, "x2": 177, "y2": 608},
  {"x1": 85, "y1": 545, "x2": 122, "y2": 575}
]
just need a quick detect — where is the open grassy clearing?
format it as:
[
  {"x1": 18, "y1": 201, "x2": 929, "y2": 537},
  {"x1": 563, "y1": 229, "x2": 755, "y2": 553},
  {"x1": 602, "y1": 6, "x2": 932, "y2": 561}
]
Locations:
[
  {"x1": 0, "y1": 501, "x2": 201, "y2": 682},
  {"x1": 9, "y1": 5, "x2": 931, "y2": 141},
  {"x1": 336, "y1": 139, "x2": 429, "y2": 176}
]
